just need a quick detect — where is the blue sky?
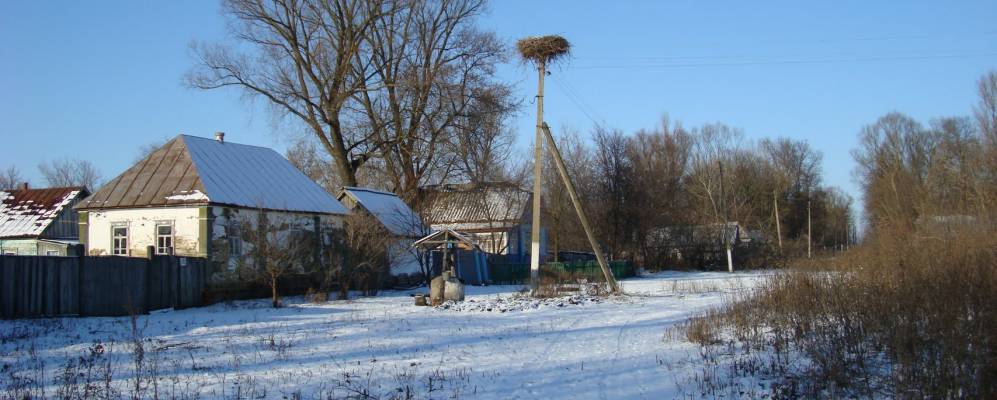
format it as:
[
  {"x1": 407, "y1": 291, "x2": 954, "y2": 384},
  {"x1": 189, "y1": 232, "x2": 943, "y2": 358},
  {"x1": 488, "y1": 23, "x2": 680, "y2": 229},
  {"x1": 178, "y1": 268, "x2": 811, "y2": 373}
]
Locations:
[{"x1": 2, "y1": 0, "x2": 996, "y2": 211}]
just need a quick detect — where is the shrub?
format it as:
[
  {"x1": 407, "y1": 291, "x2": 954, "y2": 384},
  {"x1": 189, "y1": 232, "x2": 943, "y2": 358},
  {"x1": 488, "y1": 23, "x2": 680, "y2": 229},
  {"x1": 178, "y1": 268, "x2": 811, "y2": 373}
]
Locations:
[{"x1": 683, "y1": 225, "x2": 996, "y2": 398}]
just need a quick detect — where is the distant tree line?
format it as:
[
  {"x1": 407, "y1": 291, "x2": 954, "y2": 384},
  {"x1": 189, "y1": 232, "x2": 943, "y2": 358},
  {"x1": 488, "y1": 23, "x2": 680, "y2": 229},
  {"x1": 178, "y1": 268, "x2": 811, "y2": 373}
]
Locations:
[
  {"x1": 542, "y1": 119, "x2": 853, "y2": 269},
  {"x1": 855, "y1": 70, "x2": 997, "y2": 236}
]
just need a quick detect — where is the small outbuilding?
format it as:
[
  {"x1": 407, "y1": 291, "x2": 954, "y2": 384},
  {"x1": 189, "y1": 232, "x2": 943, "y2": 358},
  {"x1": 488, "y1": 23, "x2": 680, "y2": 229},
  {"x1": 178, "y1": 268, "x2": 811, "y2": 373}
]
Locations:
[
  {"x1": 337, "y1": 187, "x2": 427, "y2": 278},
  {"x1": 412, "y1": 228, "x2": 490, "y2": 285},
  {"x1": 0, "y1": 185, "x2": 90, "y2": 256}
]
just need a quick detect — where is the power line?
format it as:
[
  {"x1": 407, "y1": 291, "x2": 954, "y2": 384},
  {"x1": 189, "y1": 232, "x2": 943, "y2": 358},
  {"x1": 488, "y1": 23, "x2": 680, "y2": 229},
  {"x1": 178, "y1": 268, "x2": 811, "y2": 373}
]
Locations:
[
  {"x1": 550, "y1": 73, "x2": 605, "y2": 128},
  {"x1": 569, "y1": 51, "x2": 997, "y2": 70}
]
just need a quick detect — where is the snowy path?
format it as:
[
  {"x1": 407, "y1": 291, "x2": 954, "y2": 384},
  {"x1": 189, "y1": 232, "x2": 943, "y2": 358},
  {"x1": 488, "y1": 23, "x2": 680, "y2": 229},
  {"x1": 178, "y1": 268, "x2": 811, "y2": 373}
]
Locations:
[{"x1": 0, "y1": 270, "x2": 773, "y2": 399}]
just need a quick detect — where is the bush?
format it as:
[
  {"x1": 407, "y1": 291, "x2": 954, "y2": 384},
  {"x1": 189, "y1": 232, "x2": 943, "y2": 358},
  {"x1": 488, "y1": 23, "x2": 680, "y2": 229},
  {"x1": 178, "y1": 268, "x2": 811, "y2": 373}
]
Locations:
[{"x1": 683, "y1": 225, "x2": 996, "y2": 398}]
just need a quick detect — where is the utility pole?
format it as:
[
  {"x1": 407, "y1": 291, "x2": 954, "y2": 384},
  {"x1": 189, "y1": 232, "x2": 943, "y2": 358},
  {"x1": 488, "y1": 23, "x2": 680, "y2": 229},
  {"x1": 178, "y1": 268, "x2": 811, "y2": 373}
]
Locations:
[
  {"x1": 719, "y1": 161, "x2": 733, "y2": 273},
  {"x1": 542, "y1": 124, "x2": 620, "y2": 294},
  {"x1": 529, "y1": 57, "x2": 545, "y2": 291},
  {"x1": 773, "y1": 190, "x2": 782, "y2": 252},
  {"x1": 516, "y1": 35, "x2": 570, "y2": 294}
]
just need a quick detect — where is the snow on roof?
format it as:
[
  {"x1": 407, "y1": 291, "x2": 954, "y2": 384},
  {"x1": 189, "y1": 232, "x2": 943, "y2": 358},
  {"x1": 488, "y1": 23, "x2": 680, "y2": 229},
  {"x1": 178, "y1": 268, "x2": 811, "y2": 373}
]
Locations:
[
  {"x1": 78, "y1": 135, "x2": 347, "y2": 215},
  {"x1": 1, "y1": 187, "x2": 87, "y2": 238},
  {"x1": 340, "y1": 187, "x2": 424, "y2": 237}
]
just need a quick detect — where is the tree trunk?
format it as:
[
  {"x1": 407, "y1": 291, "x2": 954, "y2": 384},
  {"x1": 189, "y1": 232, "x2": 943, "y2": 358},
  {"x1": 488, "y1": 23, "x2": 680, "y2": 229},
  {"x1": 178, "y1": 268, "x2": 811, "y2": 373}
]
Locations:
[{"x1": 271, "y1": 277, "x2": 279, "y2": 308}]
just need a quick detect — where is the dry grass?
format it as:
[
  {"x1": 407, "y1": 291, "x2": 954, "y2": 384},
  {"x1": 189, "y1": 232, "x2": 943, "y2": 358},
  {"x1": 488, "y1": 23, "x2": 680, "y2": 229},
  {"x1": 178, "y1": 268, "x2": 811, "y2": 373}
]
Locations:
[{"x1": 682, "y1": 225, "x2": 997, "y2": 398}]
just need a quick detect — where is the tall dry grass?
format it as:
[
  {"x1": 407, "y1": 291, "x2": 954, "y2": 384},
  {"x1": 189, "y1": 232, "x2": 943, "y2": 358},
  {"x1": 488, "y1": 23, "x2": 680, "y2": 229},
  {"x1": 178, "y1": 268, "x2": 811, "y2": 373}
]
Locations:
[{"x1": 684, "y1": 225, "x2": 996, "y2": 398}]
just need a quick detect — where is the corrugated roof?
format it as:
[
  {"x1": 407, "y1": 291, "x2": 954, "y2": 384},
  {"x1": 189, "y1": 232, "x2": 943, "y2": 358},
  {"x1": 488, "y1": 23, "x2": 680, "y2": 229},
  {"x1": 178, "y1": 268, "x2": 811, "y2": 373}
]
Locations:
[
  {"x1": 340, "y1": 187, "x2": 425, "y2": 237},
  {"x1": 1, "y1": 187, "x2": 87, "y2": 238},
  {"x1": 77, "y1": 135, "x2": 347, "y2": 215},
  {"x1": 423, "y1": 183, "x2": 531, "y2": 230}
]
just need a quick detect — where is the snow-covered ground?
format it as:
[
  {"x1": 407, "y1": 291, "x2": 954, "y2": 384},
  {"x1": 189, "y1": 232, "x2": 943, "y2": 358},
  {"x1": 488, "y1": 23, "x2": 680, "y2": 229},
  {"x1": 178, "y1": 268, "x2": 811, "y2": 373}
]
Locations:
[{"x1": 1, "y1": 270, "x2": 775, "y2": 399}]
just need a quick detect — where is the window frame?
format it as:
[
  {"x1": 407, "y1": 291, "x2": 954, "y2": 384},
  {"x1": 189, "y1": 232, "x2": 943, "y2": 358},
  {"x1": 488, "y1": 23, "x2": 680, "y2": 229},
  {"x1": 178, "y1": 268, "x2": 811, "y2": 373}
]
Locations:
[
  {"x1": 111, "y1": 225, "x2": 129, "y2": 256},
  {"x1": 155, "y1": 222, "x2": 174, "y2": 255}
]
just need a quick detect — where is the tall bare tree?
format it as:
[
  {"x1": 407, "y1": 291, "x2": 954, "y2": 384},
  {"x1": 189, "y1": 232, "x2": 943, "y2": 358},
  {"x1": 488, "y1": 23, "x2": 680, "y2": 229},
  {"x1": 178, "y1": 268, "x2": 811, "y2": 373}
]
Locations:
[
  {"x1": 38, "y1": 158, "x2": 103, "y2": 190},
  {"x1": 0, "y1": 165, "x2": 26, "y2": 190},
  {"x1": 188, "y1": 0, "x2": 393, "y2": 188},
  {"x1": 189, "y1": 0, "x2": 507, "y2": 200}
]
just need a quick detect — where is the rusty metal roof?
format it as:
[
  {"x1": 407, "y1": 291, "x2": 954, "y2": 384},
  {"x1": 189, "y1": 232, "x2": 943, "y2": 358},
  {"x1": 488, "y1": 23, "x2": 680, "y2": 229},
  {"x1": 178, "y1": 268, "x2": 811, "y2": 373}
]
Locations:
[
  {"x1": 76, "y1": 134, "x2": 347, "y2": 214},
  {"x1": 423, "y1": 183, "x2": 531, "y2": 231},
  {"x1": 0, "y1": 187, "x2": 88, "y2": 238}
]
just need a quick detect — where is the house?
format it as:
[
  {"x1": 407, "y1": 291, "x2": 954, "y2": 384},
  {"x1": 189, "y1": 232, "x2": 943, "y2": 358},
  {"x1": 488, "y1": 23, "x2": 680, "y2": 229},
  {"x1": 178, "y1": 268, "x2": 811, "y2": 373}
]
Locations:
[
  {"x1": 337, "y1": 187, "x2": 426, "y2": 277},
  {"x1": 648, "y1": 222, "x2": 761, "y2": 267},
  {"x1": 0, "y1": 184, "x2": 90, "y2": 256},
  {"x1": 75, "y1": 133, "x2": 348, "y2": 282},
  {"x1": 421, "y1": 181, "x2": 545, "y2": 262}
]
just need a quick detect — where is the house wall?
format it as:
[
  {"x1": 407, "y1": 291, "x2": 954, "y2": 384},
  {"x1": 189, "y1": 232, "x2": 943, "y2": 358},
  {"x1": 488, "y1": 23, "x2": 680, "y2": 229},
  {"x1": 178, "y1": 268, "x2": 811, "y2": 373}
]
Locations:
[
  {"x1": 82, "y1": 205, "x2": 345, "y2": 284},
  {"x1": 39, "y1": 195, "x2": 84, "y2": 240},
  {"x1": 83, "y1": 206, "x2": 203, "y2": 257},
  {"x1": 0, "y1": 239, "x2": 73, "y2": 256},
  {"x1": 208, "y1": 206, "x2": 343, "y2": 261}
]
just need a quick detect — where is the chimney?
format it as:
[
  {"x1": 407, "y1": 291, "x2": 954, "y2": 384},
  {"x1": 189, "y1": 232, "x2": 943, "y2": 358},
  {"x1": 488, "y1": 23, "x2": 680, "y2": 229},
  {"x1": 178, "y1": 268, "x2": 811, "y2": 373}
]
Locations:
[
  {"x1": 215, "y1": 131, "x2": 225, "y2": 143},
  {"x1": 21, "y1": 182, "x2": 28, "y2": 191}
]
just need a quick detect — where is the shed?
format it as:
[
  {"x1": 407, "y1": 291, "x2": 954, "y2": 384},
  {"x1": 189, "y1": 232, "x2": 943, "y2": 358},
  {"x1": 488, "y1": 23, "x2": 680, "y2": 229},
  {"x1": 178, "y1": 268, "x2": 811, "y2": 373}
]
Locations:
[{"x1": 0, "y1": 185, "x2": 89, "y2": 256}]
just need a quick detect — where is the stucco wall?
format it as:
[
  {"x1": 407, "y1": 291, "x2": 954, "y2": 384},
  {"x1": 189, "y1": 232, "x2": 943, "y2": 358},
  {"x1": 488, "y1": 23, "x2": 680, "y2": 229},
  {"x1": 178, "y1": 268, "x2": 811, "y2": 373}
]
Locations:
[{"x1": 84, "y1": 206, "x2": 203, "y2": 257}]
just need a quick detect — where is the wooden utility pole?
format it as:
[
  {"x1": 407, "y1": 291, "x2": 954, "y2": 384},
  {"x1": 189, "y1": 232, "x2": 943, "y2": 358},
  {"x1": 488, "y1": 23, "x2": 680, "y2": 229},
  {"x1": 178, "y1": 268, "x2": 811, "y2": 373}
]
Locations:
[
  {"x1": 516, "y1": 35, "x2": 570, "y2": 294},
  {"x1": 529, "y1": 58, "x2": 546, "y2": 291},
  {"x1": 542, "y1": 124, "x2": 620, "y2": 294},
  {"x1": 773, "y1": 190, "x2": 783, "y2": 251}
]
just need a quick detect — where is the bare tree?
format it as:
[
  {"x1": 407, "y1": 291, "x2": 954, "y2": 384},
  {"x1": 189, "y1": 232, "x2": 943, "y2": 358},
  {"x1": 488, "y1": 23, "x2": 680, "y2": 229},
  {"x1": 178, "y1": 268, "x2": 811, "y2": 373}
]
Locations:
[
  {"x1": 354, "y1": 0, "x2": 507, "y2": 199},
  {"x1": 189, "y1": 0, "x2": 508, "y2": 200},
  {"x1": 0, "y1": 165, "x2": 26, "y2": 190},
  {"x1": 241, "y1": 210, "x2": 311, "y2": 308},
  {"x1": 339, "y1": 213, "x2": 391, "y2": 299},
  {"x1": 38, "y1": 158, "x2": 103, "y2": 190},
  {"x1": 188, "y1": 0, "x2": 391, "y2": 188},
  {"x1": 975, "y1": 70, "x2": 997, "y2": 147},
  {"x1": 451, "y1": 85, "x2": 520, "y2": 183},
  {"x1": 133, "y1": 138, "x2": 171, "y2": 164},
  {"x1": 286, "y1": 137, "x2": 341, "y2": 194}
]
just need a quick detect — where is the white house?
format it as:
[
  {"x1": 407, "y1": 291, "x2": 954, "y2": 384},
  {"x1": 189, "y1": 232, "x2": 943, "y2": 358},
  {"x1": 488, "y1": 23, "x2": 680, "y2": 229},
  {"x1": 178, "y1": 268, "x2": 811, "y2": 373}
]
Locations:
[{"x1": 75, "y1": 133, "x2": 348, "y2": 282}]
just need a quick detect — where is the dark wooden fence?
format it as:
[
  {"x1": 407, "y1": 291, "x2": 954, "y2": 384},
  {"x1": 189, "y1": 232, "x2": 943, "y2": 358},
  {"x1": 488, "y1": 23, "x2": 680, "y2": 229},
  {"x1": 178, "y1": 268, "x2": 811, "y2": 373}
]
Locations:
[{"x1": 0, "y1": 247, "x2": 207, "y2": 319}]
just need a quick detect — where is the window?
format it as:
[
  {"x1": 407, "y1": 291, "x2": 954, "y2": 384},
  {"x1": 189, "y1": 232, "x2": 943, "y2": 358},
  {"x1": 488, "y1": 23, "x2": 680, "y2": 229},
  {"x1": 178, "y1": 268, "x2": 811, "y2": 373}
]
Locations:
[
  {"x1": 156, "y1": 224, "x2": 173, "y2": 255},
  {"x1": 112, "y1": 226, "x2": 128, "y2": 256},
  {"x1": 3, "y1": 250, "x2": 16, "y2": 255},
  {"x1": 228, "y1": 236, "x2": 242, "y2": 257},
  {"x1": 46, "y1": 250, "x2": 59, "y2": 256}
]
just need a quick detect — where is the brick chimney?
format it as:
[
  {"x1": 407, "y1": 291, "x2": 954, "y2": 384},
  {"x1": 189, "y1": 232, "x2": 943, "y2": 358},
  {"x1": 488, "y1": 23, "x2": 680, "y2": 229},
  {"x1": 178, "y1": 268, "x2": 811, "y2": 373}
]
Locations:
[
  {"x1": 215, "y1": 131, "x2": 225, "y2": 143},
  {"x1": 21, "y1": 182, "x2": 28, "y2": 191}
]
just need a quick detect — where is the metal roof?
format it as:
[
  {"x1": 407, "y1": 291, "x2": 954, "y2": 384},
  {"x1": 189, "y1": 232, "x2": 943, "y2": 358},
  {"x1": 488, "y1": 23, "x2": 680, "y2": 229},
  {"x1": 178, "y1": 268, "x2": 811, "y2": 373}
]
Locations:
[
  {"x1": 423, "y1": 183, "x2": 531, "y2": 231},
  {"x1": 76, "y1": 135, "x2": 347, "y2": 215},
  {"x1": 339, "y1": 187, "x2": 425, "y2": 237},
  {"x1": 1, "y1": 187, "x2": 88, "y2": 238}
]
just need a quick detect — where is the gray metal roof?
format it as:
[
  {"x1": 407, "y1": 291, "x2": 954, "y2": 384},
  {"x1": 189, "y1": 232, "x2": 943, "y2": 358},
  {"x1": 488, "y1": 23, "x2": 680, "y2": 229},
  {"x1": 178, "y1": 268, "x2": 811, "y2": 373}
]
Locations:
[
  {"x1": 423, "y1": 182, "x2": 531, "y2": 231},
  {"x1": 339, "y1": 187, "x2": 425, "y2": 237},
  {"x1": 77, "y1": 135, "x2": 347, "y2": 215}
]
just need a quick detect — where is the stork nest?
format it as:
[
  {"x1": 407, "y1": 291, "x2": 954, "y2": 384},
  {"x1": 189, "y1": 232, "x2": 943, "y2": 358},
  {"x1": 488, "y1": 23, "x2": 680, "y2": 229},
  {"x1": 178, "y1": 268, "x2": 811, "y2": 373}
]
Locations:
[{"x1": 516, "y1": 35, "x2": 571, "y2": 64}]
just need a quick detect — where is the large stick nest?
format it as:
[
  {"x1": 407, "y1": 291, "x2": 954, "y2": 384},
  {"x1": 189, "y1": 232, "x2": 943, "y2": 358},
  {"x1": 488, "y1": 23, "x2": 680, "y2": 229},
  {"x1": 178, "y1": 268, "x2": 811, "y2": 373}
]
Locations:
[{"x1": 516, "y1": 35, "x2": 570, "y2": 65}]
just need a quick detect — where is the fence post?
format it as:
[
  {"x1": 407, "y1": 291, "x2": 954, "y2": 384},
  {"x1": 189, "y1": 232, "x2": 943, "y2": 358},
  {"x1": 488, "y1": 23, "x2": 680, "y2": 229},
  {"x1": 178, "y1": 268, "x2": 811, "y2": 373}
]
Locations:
[
  {"x1": 146, "y1": 245, "x2": 156, "y2": 314},
  {"x1": 75, "y1": 243, "x2": 85, "y2": 316}
]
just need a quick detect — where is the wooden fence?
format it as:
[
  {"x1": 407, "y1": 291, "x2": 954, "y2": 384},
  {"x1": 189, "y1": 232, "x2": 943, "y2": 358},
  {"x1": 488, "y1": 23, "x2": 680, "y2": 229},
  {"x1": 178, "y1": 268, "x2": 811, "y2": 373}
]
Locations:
[{"x1": 0, "y1": 246, "x2": 207, "y2": 319}]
